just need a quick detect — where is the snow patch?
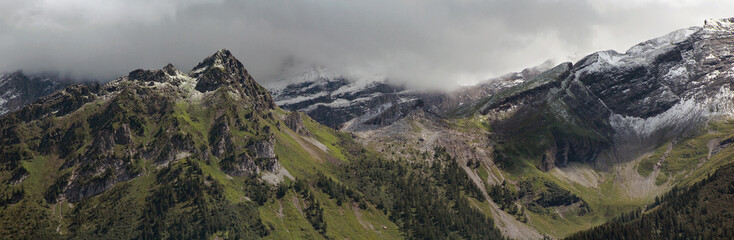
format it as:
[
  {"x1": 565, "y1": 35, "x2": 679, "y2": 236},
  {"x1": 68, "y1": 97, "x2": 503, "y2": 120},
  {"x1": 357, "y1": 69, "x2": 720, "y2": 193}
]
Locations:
[
  {"x1": 267, "y1": 66, "x2": 388, "y2": 100},
  {"x1": 275, "y1": 91, "x2": 328, "y2": 106},
  {"x1": 191, "y1": 66, "x2": 207, "y2": 74},
  {"x1": 579, "y1": 27, "x2": 699, "y2": 78},
  {"x1": 597, "y1": 51, "x2": 624, "y2": 66},
  {"x1": 171, "y1": 71, "x2": 203, "y2": 101},
  {"x1": 626, "y1": 27, "x2": 699, "y2": 55},
  {"x1": 704, "y1": 17, "x2": 734, "y2": 32},
  {"x1": 663, "y1": 65, "x2": 687, "y2": 82},
  {"x1": 302, "y1": 93, "x2": 384, "y2": 112}
]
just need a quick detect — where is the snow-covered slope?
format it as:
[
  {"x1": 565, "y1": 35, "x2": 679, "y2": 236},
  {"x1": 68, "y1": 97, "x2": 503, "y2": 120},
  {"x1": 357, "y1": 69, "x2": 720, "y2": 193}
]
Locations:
[
  {"x1": 268, "y1": 63, "x2": 551, "y2": 129},
  {"x1": 266, "y1": 67, "x2": 405, "y2": 128}
]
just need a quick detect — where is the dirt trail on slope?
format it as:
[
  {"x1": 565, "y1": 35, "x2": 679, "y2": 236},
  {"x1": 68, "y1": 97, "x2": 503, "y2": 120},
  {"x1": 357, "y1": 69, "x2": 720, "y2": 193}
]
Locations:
[
  {"x1": 285, "y1": 129, "x2": 334, "y2": 164},
  {"x1": 440, "y1": 133, "x2": 543, "y2": 239},
  {"x1": 465, "y1": 163, "x2": 543, "y2": 239},
  {"x1": 292, "y1": 194, "x2": 305, "y2": 218},
  {"x1": 352, "y1": 203, "x2": 375, "y2": 230}
]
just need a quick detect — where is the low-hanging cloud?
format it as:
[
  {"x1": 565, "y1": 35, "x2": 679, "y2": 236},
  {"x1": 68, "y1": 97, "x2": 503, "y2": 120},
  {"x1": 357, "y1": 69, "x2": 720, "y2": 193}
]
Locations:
[{"x1": 1, "y1": 0, "x2": 733, "y2": 90}]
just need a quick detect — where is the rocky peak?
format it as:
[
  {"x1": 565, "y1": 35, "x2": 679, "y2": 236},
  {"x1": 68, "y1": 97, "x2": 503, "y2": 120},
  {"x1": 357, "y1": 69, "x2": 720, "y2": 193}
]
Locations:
[
  {"x1": 189, "y1": 49, "x2": 245, "y2": 91},
  {"x1": 162, "y1": 63, "x2": 179, "y2": 76},
  {"x1": 128, "y1": 64, "x2": 182, "y2": 84},
  {"x1": 189, "y1": 49, "x2": 275, "y2": 110}
]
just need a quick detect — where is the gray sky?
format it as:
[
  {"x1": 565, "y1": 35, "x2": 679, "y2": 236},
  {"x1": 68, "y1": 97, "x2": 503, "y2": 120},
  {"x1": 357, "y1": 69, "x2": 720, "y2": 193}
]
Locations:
[{"x1": 1, "y1": 0, "x2": 733, "y2": 90}]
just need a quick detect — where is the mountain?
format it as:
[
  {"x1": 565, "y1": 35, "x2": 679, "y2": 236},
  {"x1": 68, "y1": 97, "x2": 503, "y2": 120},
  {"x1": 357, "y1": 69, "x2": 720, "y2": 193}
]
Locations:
[
  {"x1": 315, "y1": 17, "x2": 734, "y2": 238},
  {"x1": 269, "y1": 62, "x2": 552, "y2": 130},
  {"x1": 267, "y1": 67, "x2": 405, "y2": 129},
  {"x1": 0, "y1": 49, "x2": 308, "y2": 237},
  {"x1": 0, "y1": 71, "x2": 72, "y2": 116},
  {"x1": 0, "y1": 49, "x2": 505, "y2": 239},
  {"x1": 4, "y1": 17, "x2": 734, "y2": 240},
  {"x1": 473, "y1": 18, "x2": 734, "y2": 170}
]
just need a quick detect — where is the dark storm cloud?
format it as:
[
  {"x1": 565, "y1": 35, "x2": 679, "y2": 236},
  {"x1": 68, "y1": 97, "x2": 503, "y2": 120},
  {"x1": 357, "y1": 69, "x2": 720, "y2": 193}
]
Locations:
[{"x1": 1, "y1": 0, "x2": 733, "y2": 89}]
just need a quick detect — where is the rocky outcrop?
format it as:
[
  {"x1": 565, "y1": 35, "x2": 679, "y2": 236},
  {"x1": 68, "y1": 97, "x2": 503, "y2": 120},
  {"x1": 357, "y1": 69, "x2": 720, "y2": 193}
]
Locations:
[
  {"x1": 284, "y1": 111, "x2": 311, "y2": 136},
  {"x1": 222, "y1": 153, "x2": 259, "y2": 177},
  {"x1": 127, "y1": 63, "x2": 186, "y2": 86},
  {"x1": 209, "y1": 116, "x2": 234, "y2": 158},
  {"x1": 537, "y1": 149, "x2": 556, "y2": 172},
  {"x1": 249, "y1": 136, "x2": 280, "y2": 173},
  {"x1": 62, "y1": 124, "x2": 140, "y2": 202},
  {"x1": 223, "y1": 135, "x2": 280, "y2": 177},
  {"x1": 250, "y1": 136, "x2": 276, "y2": 159},
  {"x1": 0, "y1": 71, "x2": 74, "y2": 116},
  {"x1": 6, "y1": 83, "x2": 101, "y2": 123}
]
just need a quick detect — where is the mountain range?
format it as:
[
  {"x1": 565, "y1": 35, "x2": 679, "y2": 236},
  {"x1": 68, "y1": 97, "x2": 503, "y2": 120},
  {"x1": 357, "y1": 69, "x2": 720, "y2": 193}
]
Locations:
[{"x1": 2, "y1": 17, "x2": 734, "y2": 239}]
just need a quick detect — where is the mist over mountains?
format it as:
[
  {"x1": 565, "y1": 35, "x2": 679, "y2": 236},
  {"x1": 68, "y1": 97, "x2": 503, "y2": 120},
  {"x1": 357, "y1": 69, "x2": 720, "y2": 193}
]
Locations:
[{"x1": 2, "y1": 0, "x2": 734, "y2": 90}]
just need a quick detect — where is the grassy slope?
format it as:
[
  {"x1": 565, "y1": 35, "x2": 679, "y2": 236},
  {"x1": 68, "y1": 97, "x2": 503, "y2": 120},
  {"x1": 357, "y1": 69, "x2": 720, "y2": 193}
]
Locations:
[
  {"x1": 633, "y1": 119, "x2": 734, "y2": 186},
  {"x1": 267, "y1": 109, "x2": 401, "y2": 239}
]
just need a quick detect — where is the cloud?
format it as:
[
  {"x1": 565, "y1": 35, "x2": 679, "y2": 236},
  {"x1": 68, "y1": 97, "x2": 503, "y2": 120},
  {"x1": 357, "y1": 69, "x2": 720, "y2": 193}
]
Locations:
[{"x1": 1, "y1": 0, "x2": 733, "y2": 90}]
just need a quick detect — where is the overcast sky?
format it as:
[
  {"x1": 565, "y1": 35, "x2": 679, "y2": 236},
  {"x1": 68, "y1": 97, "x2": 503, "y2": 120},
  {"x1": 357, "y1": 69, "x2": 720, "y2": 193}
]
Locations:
[{"x1": 1, "y1": 0, "x2": 733, "y2": 89}]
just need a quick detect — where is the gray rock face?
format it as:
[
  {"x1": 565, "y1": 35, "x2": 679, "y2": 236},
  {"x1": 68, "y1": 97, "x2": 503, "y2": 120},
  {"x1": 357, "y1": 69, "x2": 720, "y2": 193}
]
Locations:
[
  {"x1": 63, "y1": 124, "x2": 140, "y2": 202},
  {"x1": 224, "y1": 136, "x2": 280, "y2": 177},
  {"x1": 342, "y1": 99, "x2": 426, "y2": 132},
  {"x1": 269, "y1": 68, "x2": 404, "y2": 129},
  {"x1": 284, "y1": 111, "x2": 311, "y2": 136},
  {"x1": 0, "y1": 71, "x2": 73, "y2": 116},
  {"x1": 190, "y1": 49, "x2": 275, "y2": 111},
  {"x1": 250, "y1": 136, "x2": 276, "y2": 160},
  {"x1": 483, "y1": 18, "x2": 734, "y2": 170},
  {"x1": 269, "y1": 63, "x2": 550, "y2": 130},
  {"x1": 210, "y1": 116, "x2": 234, "y2": 158},
  {"x1": 251, "y1": 136, "x2": 280, "y2": 173}
]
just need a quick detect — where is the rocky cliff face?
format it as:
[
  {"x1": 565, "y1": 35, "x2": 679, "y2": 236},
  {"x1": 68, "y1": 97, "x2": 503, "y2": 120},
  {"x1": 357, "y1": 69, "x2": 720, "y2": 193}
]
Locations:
[
  {"x1": 0, "y1": 71, "x2": 73, "y2": 116},
  {"x1": 269, "y1": 63, "x2": 551, "y2": 130},
  {"x1": 481, "y1": 18, "x2": 734, "y2": 170},
  {"x1": 283, "y1": 111, "x2": 312, "y2": 136},
  {"x1": 190, "y1": 50, "x2": 275, "y2": 111},
  {"x1": 268, "y1": 67, "x2": 404, "y2": 128},
  {"x1": 221, "y1": 135, "x2": 280, "y2": 177}
]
